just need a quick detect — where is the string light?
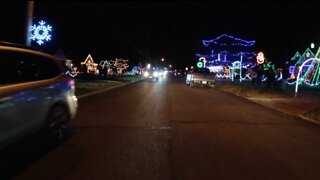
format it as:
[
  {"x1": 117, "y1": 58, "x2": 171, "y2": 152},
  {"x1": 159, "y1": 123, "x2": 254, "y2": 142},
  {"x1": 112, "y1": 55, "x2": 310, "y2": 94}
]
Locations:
[
  {"x1": 30, "y1": 20, "x2": 52, "y2": 45},
  {"x1": 291, "y1": 51, "x2": 301, "y2": 61},
  {"x1": 295, "y1": 48, "x2": 315, "y2": 66},
  {"x1": 202, "y1": 34, "x2": 255, "y2": 47}
]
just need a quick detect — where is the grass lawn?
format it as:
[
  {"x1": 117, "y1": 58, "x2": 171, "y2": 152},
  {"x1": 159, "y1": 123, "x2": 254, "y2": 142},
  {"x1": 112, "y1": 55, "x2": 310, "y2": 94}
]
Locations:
[
  {"x1": 215, "y1": 80, "x2": 291, "y2": 98},
  {"x1": 75, "y1": 80, "x2": 123, "y2": 96},
  {"x1": 73, "y1": 75, "x2": 143, "y2": 96}
]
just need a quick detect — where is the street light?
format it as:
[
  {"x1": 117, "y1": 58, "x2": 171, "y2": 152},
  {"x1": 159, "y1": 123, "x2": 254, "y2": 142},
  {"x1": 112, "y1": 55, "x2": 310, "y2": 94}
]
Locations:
[
  {"x1": 169, "y1": 64, "x2": 172, "y2": 68},
  {"x1": 311, "y1": 43, "x2": 315, "y2": 49},
  {"x1": 161, "y1": 58, "x2": 165, "y2": 62}
]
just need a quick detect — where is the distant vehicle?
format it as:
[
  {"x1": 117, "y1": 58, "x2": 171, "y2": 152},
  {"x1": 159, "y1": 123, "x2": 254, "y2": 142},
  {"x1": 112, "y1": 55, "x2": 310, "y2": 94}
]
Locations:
[
  {"x1": 0, "y1": 42, "x2": 78, "y2": 150},
  {"x1": 143, "y1": 69, "x2": 159, "y2": 81},
  {"x1": 186, "y1": 68, "x2": 216, "y2": 88}
]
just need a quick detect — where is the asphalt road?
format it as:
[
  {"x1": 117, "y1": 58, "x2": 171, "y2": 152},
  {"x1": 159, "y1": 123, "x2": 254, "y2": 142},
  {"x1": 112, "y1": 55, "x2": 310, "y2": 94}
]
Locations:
[{"x1": 5, "y1": 77, "x2": 320, "y2": 179}]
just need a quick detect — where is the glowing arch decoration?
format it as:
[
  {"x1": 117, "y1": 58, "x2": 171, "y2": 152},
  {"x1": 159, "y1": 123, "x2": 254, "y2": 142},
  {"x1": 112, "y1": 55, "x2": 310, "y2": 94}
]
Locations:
[
  {"x1": 256, "y1": 52, "x2": 265, "y2": 64},
  {"x1": 30, "y1": 20, "x2": 52, "y2": 45},
  {"x1": 295, "y1": 58, "x2": 320, "y2": 96}
]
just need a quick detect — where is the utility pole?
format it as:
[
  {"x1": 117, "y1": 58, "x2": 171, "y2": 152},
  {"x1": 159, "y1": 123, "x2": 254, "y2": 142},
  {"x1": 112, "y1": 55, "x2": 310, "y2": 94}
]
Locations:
[{"x1": 25, "y1": 1, "x2": 34, "y2": 46}]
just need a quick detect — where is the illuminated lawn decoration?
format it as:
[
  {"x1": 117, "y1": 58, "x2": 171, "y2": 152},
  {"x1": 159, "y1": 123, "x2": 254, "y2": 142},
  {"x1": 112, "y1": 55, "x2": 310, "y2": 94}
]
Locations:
[
  {"x1": 131, "y1": 66, "x2": 142, "y2": 75},
  {"x1": 287, "y1": 51, "x2": 302, "y2": 79},
  {"x1": 30, "y1": 20, "x2": 52, "y2": 45},
  {"x1": 256, "y1": 52, "x2": 265, "y2": 64},
  {"x1": 197, "y1": 61, "x2": 203, "y2": 68},
  {"x1": 199, "y1": 57, "x2": 206, "y2": 67},
  {"x1": 295, "y1": 58, "x2": 320, "y2": 96},
  {"x1": 291, "y1": 51, "x2": 302, "y2": 62},
  {"x1": 66, "y1": 67, "x2": 80, "y2": 77},
  {"x1": 81, "y1": 54, "x2": 99, "y2": 75},
  {"x1": 114, "y1": 58, "x2": 129, "y2": 75},
  {"x1": 295, "y1": 48, "x2": 315, "y2": 66},
  {"x1": 99, "y1": 60, "x2": 114, "y2": 75},
  {"x1": 299, "y1": 48, "x2": 320, "y2": 86},
  {"x1": 287, "y1": 47, "x2": 318, "y2": 84},
  {"x1": 230, "y1": 61, "x2": 252, "y2": 81}
]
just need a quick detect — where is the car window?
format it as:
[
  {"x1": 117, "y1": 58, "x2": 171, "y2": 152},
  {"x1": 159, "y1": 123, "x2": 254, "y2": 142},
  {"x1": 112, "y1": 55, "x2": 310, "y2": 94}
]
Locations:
[
  {"x1": 194, "y1": 68, "x2": 210, "y2": 73},
  {"x1": 0, "y1": 50, "x2": 61, "y2": 85}
]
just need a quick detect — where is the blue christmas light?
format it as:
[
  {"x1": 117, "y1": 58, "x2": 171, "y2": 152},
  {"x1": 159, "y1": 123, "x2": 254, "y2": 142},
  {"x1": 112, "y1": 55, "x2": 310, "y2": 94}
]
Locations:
[
  {"x1": 196, "y1": 51, "x2": 256, "y2": 62},
  {"x1": 30, "y1": 20, "x2": 52, "y2": 45},
  {"x1": 202, "y1": 34, "x2": 255, "y2": 47}
]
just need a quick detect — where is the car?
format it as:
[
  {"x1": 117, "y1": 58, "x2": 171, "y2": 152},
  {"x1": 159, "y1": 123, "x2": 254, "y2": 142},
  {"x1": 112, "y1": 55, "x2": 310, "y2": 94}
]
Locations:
[
  {"x1": 186, "y1": 68, "x2": 216, "y2": 88},
  {"x1": 143, "y1": 69, "x2": 159, "y2": 81},
  {"x1": 0, "y1": 42, "x2": 78, "y2": 149}
]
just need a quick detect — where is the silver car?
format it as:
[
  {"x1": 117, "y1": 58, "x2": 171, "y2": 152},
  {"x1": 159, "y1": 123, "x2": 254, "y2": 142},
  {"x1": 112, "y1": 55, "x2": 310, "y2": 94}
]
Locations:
[
  {"x1": 186, "y1": 68, "x2": 216, "y2": 88},
  {"x1": 0, "y1": 42, "x2": 78, "y2": 149}
]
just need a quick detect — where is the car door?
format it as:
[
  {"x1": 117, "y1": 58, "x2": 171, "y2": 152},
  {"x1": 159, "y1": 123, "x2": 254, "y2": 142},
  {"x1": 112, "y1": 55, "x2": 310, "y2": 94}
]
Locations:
[{"x1": 0, "y1": 51, "x2": 50, "y2": 148}]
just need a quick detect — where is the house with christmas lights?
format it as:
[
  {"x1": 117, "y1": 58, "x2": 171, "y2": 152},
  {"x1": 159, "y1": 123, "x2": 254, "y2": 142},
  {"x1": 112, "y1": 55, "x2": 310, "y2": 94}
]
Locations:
[{"x1": 196, "y1": 34, "x2": 256, "y2": 78}]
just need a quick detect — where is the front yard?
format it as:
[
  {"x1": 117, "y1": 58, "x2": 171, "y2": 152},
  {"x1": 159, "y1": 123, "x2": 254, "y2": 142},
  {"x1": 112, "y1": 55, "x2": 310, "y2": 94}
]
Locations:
[{"x1": 74, "y1": 75, "x2": 142, "y2": 96}]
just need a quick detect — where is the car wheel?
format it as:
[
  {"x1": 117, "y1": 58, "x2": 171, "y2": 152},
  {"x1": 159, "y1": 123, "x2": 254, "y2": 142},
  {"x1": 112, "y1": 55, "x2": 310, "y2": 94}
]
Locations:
[{"x1": 46, "y1": 105, "x2": 70, "y2": 142}]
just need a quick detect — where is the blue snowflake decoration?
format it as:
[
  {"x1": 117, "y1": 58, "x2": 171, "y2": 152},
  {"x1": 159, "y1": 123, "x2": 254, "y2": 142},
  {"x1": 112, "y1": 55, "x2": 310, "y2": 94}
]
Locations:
[{"x1": 30, "y1": 20, "x2": 52, "y2": 45}]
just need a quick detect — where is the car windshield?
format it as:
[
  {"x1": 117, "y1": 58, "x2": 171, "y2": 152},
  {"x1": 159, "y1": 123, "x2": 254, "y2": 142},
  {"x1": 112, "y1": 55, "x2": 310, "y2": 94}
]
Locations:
[{"x1": 194, "y1": 68, "x2": 210, "y2": 73}]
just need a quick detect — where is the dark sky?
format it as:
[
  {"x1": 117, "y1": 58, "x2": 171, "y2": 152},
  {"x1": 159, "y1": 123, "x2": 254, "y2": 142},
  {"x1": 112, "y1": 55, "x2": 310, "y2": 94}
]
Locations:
[{"x1": 1, "y1": 1, "x2": 320, "y2": 69}]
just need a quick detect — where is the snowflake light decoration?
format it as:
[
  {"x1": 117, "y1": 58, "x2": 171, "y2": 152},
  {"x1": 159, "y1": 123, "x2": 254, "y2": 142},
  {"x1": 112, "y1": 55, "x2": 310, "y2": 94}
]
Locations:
[{"x1": 30, "y1": 20, "x2": 52, "y2": 45}]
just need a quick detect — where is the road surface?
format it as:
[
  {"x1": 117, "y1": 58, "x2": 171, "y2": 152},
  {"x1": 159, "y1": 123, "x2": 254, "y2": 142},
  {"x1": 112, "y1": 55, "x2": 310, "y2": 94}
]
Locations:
[{"x1": 3, "y1": 77, "x2": 320, "y2": 179}]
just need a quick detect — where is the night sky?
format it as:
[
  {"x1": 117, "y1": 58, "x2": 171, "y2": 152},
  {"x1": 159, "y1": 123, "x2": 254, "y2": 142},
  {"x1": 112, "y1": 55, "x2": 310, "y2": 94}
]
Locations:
[{"x1": 1, "y1": 1, "x2": 320, "y2": 69}]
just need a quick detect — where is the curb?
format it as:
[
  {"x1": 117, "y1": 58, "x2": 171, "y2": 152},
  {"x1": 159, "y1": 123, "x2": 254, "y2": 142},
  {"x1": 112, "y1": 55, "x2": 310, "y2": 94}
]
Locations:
[
  {"x1": 298, "y1": 115, "x2": 320, "y2": 126},
  {"x1": 77, "y1": 78, "x2": 144, "y2": 99}
]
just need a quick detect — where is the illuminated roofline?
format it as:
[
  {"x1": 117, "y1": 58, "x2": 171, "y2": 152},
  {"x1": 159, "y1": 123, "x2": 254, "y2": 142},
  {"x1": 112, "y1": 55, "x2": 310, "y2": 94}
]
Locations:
[{"x1": 202, "y1": 34, "x2": 255, "y2": 47}]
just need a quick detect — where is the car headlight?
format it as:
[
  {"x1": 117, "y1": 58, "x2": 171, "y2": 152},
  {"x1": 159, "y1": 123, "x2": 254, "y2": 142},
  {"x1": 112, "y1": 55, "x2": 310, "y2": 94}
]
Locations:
[
  {"x1": 186, "y1": 74, "x2": 191, "y2": 81},
  {"x1": 144, "y1": 72, "x2": 149, "y2": 77},
  {"x1": 153, "y1": 72, "x2": 159, "y2": 77}
]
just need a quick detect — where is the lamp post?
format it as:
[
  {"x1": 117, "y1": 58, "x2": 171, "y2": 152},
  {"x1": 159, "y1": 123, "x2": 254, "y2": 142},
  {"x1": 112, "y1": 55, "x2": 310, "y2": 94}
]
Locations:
[
  {"x1": 25, "y1": 1, "x2": 34, "y2": 46},
  {"x1": 240, "y1": 53, "x2": 243, "y2": 83}
]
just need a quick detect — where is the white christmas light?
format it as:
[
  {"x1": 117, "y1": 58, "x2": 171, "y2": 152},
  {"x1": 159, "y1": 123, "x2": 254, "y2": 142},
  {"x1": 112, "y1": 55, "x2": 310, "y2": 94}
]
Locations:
[{"x1": 30, "y1": 20, "x2": 52, "y2": 45}]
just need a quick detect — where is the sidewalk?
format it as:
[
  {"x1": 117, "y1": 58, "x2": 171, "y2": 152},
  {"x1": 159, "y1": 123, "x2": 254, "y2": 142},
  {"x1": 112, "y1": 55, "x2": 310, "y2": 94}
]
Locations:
[
  {"x1": 248, "y1": 96, "x2": 320, "y2": 125},
  {"x1": 215, "y1": 81, "x2": 320, "y2": 125}
]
